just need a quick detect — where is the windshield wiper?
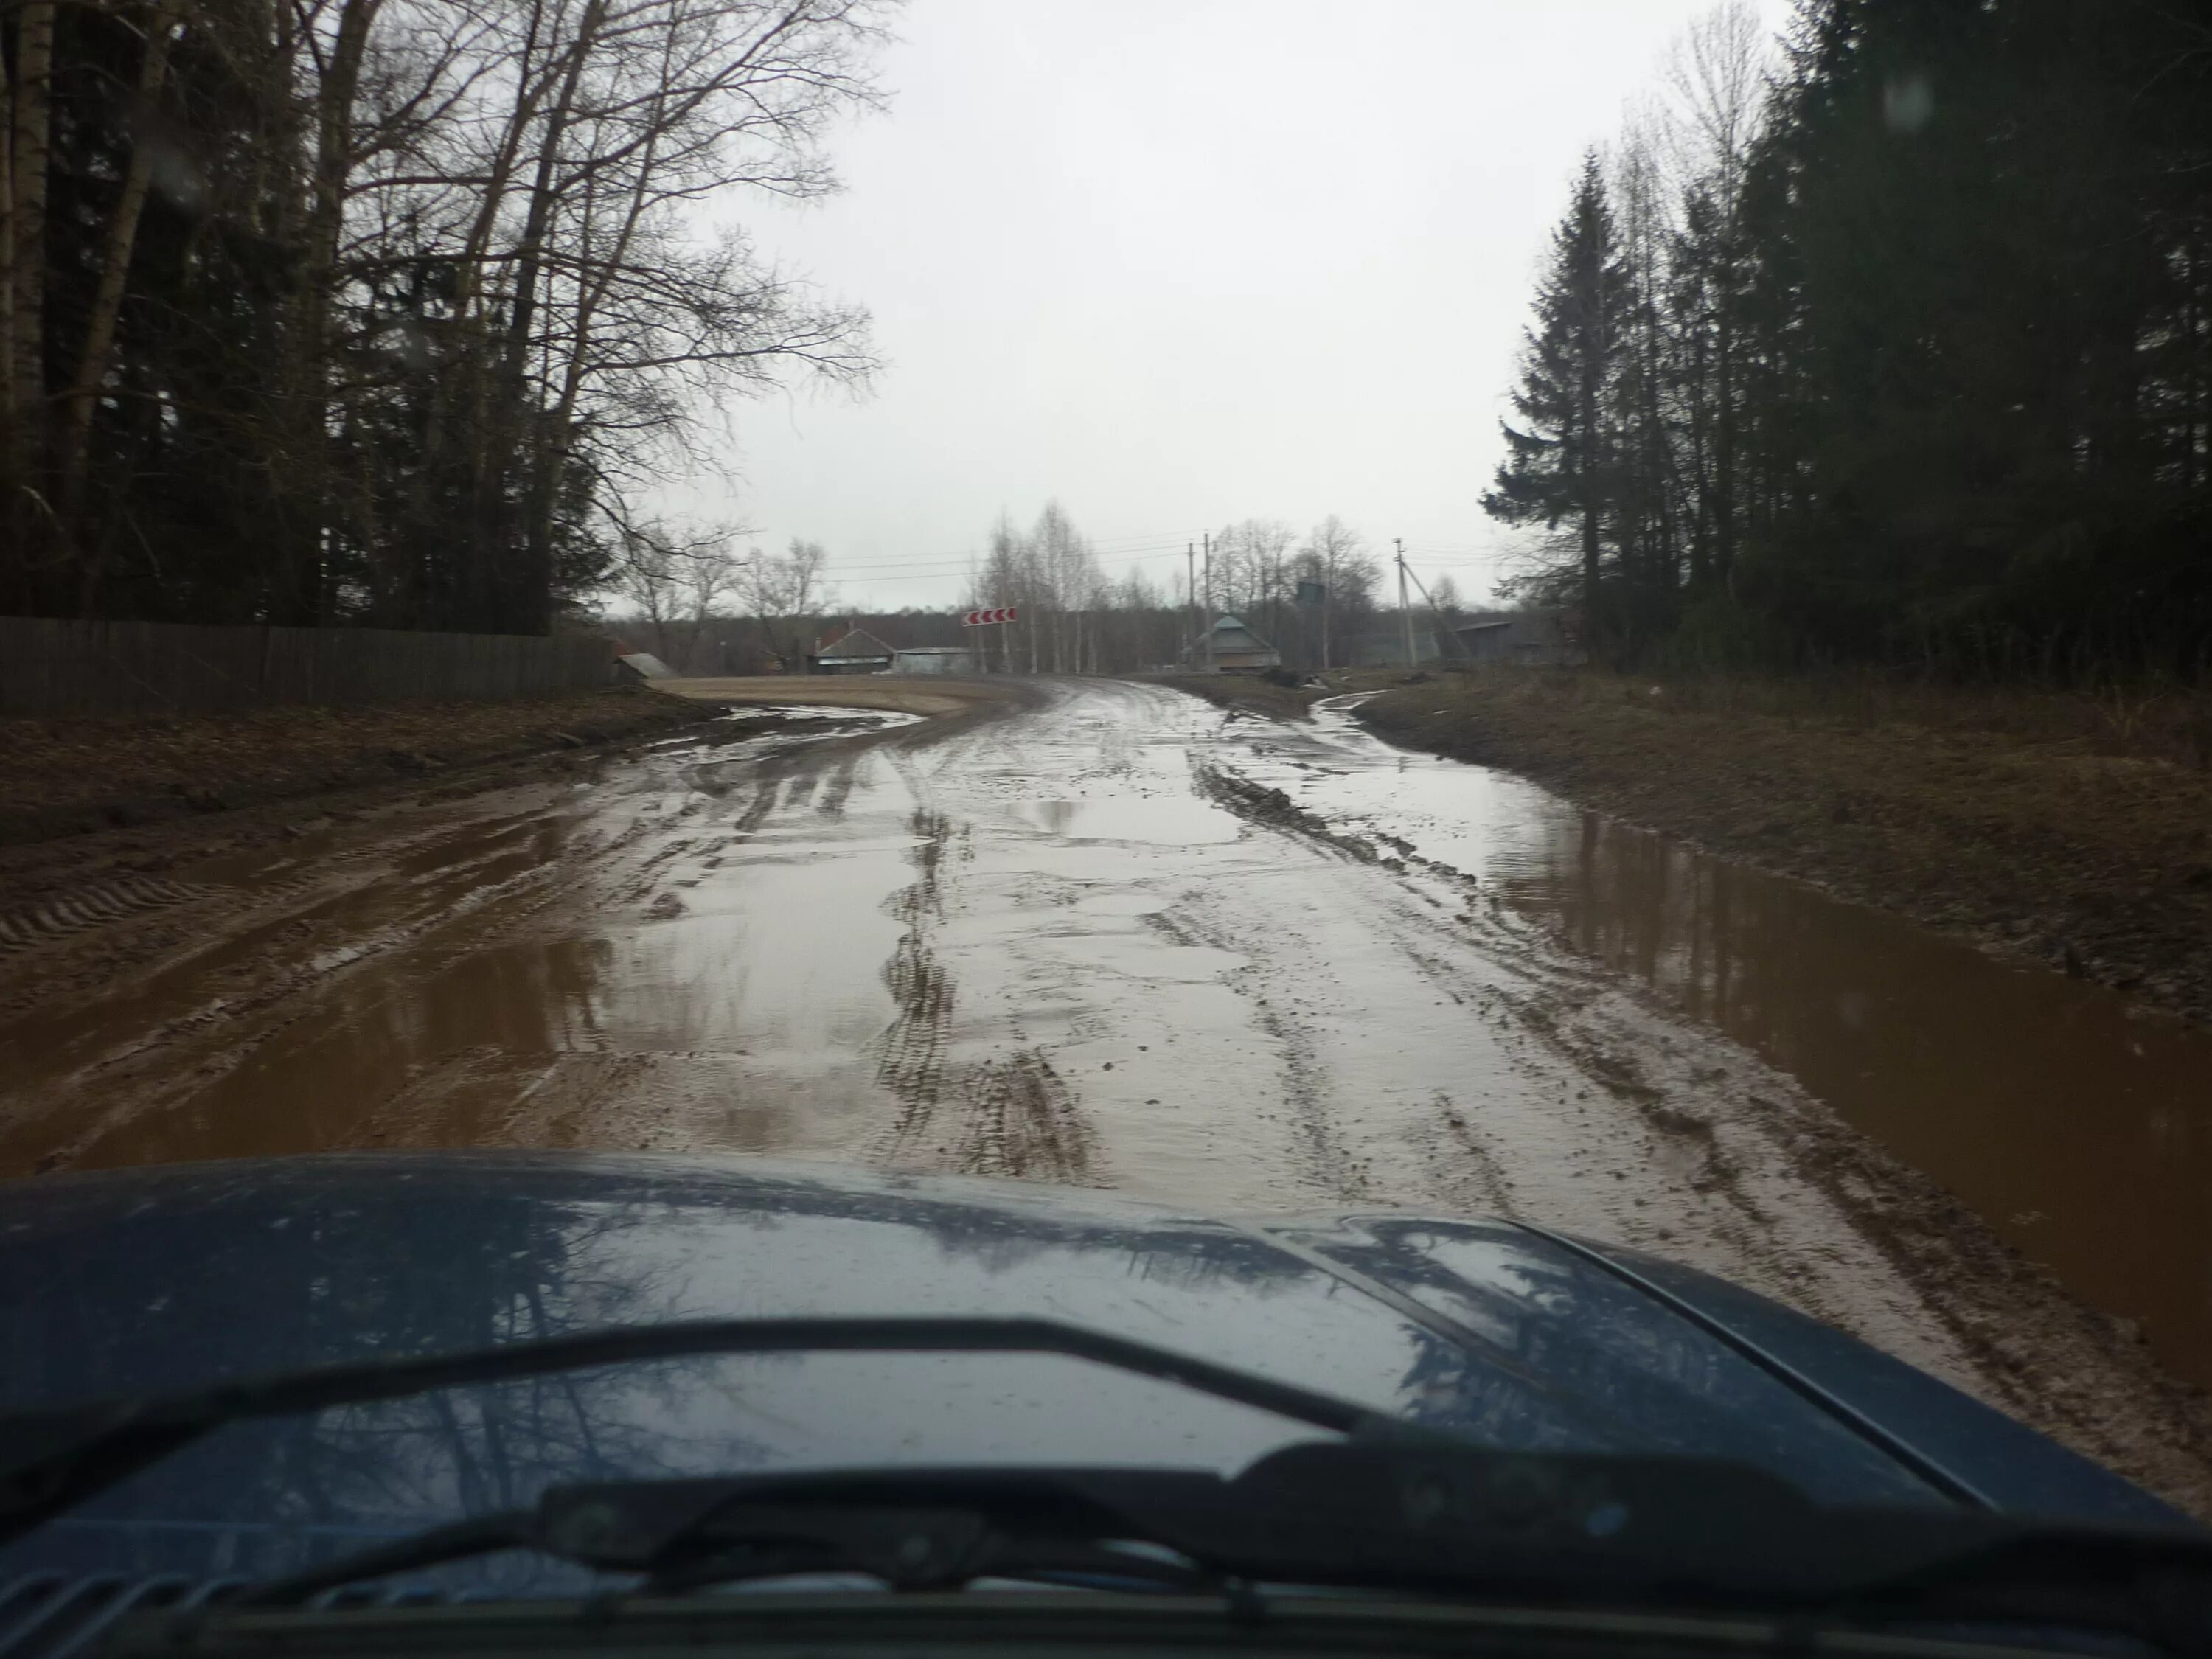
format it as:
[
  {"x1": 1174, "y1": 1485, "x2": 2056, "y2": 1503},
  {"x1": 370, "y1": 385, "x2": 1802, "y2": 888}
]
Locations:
[
  {"x1": 0, "y1": 1315, "x2": 1402, "y2": 1546},
  {"x1": 234, "y1": 1444, "x2": 2212, "y2": 1653}
]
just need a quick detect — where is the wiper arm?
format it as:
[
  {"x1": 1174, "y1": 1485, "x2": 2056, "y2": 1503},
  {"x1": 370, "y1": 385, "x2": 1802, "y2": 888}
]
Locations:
[
  {"x1": 243, "y1": 1482, "x2": 1222, "y2": 1607},
  {"x1": 236, "y1": 1444, "x2": 2212, "y2": 1654},
  {"x1": 0, "y1": 1316, "x2": 1399, "y2": 1545}
]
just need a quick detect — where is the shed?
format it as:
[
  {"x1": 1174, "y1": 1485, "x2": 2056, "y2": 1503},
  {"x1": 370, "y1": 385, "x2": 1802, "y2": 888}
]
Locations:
[
  {"x1": 1343, "y1": 628, "x2": 1439, "y2": 668},
  {"x1": 613, "y1": 651, "x2": 675, "y2": 682},
  {"x1": 807, "y1": 625, "x2": 896, "y2": 675},
  {"x1": 1188, "y1": 614, "x2": 1281, "y2": 673},
  {"x1": 891, "y1": 646, "x2": 978, "y2": 675},
  {"x1": 1452, "y1": 611, "x2": 1578, "y2": 666}
]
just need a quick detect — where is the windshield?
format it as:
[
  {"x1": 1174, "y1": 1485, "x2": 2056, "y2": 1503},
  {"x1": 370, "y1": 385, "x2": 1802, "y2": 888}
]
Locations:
[
  {"x1": 1, "y1": 1164, "x2": 1969, "y2": 1588},
  {"x1": 0, "y1": 0, "x2": 2208, "y2": 1642}
]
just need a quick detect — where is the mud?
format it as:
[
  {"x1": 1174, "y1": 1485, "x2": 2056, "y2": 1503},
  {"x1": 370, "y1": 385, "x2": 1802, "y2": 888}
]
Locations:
[
  {"x1": 1, "y1": 681, "x2": 2208, "y2": 1513},
  {"x1": 662, "y1": 674, "x2": 1027, "y2": 722},
  {"x1": 0, "y1": 685, "x2": 708, "y2": 849}
]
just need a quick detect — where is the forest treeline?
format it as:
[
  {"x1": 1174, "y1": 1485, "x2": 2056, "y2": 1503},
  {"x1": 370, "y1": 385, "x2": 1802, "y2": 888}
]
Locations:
[
  {"x1": 0, "y1": 0, "x2": 885, "y2": 633},
  {"x1": 1486, "y1": 0, "x2": 2212, "y2": 680}
]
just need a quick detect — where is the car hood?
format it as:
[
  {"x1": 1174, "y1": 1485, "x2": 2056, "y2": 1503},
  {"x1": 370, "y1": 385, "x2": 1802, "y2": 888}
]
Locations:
[{"x1": 0, "y1": 1152, "x2": 2177, "y2": 1580}]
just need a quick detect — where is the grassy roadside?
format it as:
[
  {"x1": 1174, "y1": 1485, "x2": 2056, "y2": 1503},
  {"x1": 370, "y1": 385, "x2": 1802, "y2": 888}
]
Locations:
[
  {"x1": 1356, "y1": 667, "x2": 2212, "y2": 1029},
  {"x1": 0, "y1": 684, "x2": 709, "y2": 848}
]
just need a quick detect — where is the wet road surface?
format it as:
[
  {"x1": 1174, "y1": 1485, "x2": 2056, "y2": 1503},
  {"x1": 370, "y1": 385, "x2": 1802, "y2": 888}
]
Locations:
[{"x1": 3, "y1": 679, "x2": 2209, "y2": 1505}]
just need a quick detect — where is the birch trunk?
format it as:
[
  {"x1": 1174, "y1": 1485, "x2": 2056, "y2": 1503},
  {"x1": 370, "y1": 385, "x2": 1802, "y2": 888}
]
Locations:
[{"x1": 58, "y1": 2, "x2": 181, "y2": 537}]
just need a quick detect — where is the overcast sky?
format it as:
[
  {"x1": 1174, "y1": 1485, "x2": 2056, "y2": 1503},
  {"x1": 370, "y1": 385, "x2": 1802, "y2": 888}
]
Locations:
[{"x1": 686, "y1": 0, "x2": 1790, "y2": 612}]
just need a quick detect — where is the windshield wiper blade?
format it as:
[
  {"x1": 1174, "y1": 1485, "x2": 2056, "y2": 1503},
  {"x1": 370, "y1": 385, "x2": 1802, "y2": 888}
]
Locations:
[
  {"x1": 233, "y1": 1444, "x2": 2212, "y2": 1652},
  {"x1": 0, "y1": 1315, "x2": 1402, "y2": 1545},
  {"x1": 242, "y1": 1481, "x2": 1223, "y2": 1607}
]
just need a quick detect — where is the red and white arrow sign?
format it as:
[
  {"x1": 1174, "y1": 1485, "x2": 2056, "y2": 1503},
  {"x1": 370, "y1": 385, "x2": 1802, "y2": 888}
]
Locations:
[{"x1": 961, "y1": 606, "x2": 1017, "y2": 626}]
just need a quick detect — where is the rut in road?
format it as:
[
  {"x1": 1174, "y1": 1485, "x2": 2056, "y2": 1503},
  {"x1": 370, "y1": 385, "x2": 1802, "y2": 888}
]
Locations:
[{"x1": 0, "y1": 679, "x2": 2208, "y2": 1514}]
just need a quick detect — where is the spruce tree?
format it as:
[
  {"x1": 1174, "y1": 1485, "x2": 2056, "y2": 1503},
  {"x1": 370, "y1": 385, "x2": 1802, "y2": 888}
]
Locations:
[{"x1": 1482, "y1": 153, "x2": 1634, "y2": 645}]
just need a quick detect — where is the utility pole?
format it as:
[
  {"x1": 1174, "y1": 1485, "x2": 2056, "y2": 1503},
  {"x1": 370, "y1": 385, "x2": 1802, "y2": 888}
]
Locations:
[
  {"x1": 1203, "y1": 531, "x2": 1215, "y2": 672},
  {"x1": 1400, "y1": 557, "x2": 1470, "y2": 663},
  {"x1": 1186, "y1": 543, "x2": 1197, "y2": 668},
  {"x1": 1396, "y1": 538, "x2": 1416, "y2": 670}
]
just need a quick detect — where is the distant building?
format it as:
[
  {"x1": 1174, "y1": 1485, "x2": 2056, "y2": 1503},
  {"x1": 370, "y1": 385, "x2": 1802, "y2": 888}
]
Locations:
[
  {"x1": 613, "y1": 650, "x2": 675, "y2": 682},
  {"x1": 808, "y1": 625, "x2": 896, "y2": 675},
  {"x1": 1186, "y1": 614, "x2": 1281, "y2": 673},
  {"x1": 891, "y1": 645, "x2": 978, "y2": 675},
  {"x1": 1342, "y1": 627, "x2": 1439, "y2": 668},
  {"x1": 1452, "y1": 610, "x2": 1578, "y2": 666}
]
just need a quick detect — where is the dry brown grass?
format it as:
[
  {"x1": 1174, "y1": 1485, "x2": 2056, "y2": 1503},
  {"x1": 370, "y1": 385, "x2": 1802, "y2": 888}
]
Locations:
[
  {"x1": 1547, "y1": 667, "x2": 2212, "y2": 771},
  {"x1": 0, "y1": 684, "x2": 703, "y2": 846}
]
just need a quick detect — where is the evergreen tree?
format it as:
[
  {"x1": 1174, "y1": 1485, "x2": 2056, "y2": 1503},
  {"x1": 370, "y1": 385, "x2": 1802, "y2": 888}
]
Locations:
[{"x1": 1482, "y1": 153, "x2": 1634, "y2": 645}]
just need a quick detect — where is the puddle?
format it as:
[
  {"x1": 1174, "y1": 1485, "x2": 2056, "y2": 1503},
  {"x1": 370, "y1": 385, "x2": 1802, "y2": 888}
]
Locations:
[
  {"x1": 0, "y1": 743, "x2": 922, "y2": 1176},
  {"x1": 633, "y1": 706, "x2": 921, "y2": 757},
  {"x1": 1255, "y1": 703, "x2": 2212, "y2": 1391},
  {"x1": 1494, "y1": 810, "x2": 2212, "y2": 1388},
  {"x1": 1018, "y1": 797, "x2": 1241, "y2": 846}
]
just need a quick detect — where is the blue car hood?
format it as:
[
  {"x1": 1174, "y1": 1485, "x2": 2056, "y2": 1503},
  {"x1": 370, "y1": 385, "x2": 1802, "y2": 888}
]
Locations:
[{"x1": 0, "y1": 1152, "x2": 2175, "y2": 1579}]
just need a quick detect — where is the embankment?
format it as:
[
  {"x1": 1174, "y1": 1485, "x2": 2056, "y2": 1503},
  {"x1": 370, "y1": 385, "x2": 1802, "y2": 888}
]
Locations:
[
  {"x1": 1, "y1": 684, "x2": 708, "y2": 849},
  {"x1": 1354, "y1": 668, "x2": 2212, "y2": 1030}
]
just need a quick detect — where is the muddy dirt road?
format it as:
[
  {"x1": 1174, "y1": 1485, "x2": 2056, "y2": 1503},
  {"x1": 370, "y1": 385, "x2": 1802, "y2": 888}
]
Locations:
[{"x1": 1, "y1": 679, "x2": 2207, "y2": 1507}]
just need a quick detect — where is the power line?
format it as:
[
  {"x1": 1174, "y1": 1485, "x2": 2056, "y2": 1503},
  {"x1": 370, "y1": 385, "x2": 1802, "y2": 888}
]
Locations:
[{"x1": 802, "y1": 542, "x2": 1197, "y2": 579}]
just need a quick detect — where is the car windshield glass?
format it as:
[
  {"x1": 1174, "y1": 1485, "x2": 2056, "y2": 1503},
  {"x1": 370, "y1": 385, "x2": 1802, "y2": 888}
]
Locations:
[
  {"x1": 2, "y1": 0, "x2": 2211, "y2": 1630},
  {"x1": 0, "y1": 1353, "x2": 1332, "y2": 1590},
  {"x1": 0, "y1": 1186, "x2": 1964, "y2": 1584}
]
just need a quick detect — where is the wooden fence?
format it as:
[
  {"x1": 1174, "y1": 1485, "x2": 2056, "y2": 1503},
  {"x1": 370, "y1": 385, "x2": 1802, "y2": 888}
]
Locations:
[{"x1": 0, "y1": 617, "x2": 614, "y2": 716}]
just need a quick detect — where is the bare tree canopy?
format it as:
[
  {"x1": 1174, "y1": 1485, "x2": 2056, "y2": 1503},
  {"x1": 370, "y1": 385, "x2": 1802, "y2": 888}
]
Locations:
[{"x1": 0, "y1": 0, "x2": 893, "y2": 633}]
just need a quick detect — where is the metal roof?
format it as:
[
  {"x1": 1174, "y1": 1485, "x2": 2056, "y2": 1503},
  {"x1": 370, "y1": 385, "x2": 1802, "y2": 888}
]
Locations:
[{"x1": 813, "y1": 627, "x2": 895, "y2": 661}]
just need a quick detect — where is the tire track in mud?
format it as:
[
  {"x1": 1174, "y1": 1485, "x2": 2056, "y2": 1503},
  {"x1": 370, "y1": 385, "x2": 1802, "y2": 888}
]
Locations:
[
  {"x1": 0, "y1": 874, "x2": 218, "y2": 956},
  {"x1": 1198, "y1": 727, "x2": 1959, "y2": 1327},
  {"x1": 0, "y1": 779, "x2": 700, "y2": 1174},
  {"x1": 1141, "y1": 900, "x2": 1363, "y2": 1198},
  {"x1": 876, "y1": 809, "x2": 956, "y2": 1124},
  {"x1": 869, "y1": 804, "x2": 1102, "y2": 1185},
  {"x1": 10, "y1": 841, "x2": 588, "y2": 1171},
  {"x1": 1201, "y1": 735, "x2": 1795, "y2": 1239},
  {"x1": 961, "y1": 1050, "x2": 1096, "y2": 1182},
  {"x1": 1304, "y1": 801, "x2": 1870, "y2": 1296},
  {"x1": 815, "y1": 757, "x2": 860, "y2": 818},
  {"x1": 1194, "y1": 712, "x2": 2212, "y2": 1515},
  {"x1": 0, "y1": 707, "x2": 965, "y2": 1178},
  {"x1": 1430, "y1": 1091, "x2": 1517, "y2": 1214}
]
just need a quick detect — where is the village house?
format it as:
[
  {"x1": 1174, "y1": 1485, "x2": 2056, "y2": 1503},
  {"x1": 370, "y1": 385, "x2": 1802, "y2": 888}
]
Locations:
[
  {"x1": 807, "y1": 624, "x2": 897, "y2": 675},
  {"x1": 1187, "y1": 614, "x2": 1281, "y2": 673}
]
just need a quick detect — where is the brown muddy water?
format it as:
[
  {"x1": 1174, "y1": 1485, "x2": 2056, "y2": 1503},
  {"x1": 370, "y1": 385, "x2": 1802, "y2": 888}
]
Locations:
[
  {"x1": 1503, "y1": 810, "x2": 2212, "y2": 1390},
  {"x1": 1260, "y1": 697, "x2": 2212, "y2": 1394}
]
